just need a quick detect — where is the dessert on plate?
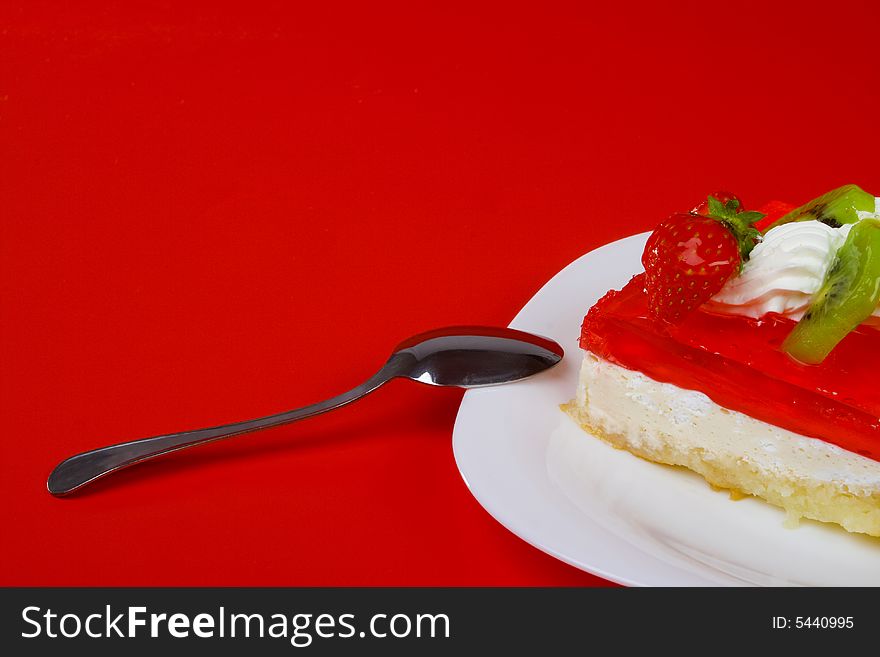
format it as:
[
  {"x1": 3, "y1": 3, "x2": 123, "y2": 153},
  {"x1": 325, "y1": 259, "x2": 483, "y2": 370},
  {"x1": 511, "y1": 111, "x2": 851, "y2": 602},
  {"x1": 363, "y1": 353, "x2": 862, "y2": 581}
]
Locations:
[{"x1": 564, "y1": 184, "x2": 880, "y2": 537}]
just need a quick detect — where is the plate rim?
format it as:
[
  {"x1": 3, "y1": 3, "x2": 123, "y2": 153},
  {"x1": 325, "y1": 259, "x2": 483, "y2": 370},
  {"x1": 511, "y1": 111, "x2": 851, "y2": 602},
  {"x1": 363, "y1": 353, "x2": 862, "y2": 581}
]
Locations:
[{"x1": 452, "y1": 232, "x2": 655, "y2": 587}]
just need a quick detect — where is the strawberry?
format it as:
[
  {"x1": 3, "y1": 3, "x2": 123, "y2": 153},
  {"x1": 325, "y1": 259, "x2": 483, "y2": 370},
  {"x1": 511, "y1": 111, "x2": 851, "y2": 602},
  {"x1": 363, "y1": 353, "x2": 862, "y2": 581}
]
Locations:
[{"x1": 642, "y1": 195, "x2": 765, "y2": 324}]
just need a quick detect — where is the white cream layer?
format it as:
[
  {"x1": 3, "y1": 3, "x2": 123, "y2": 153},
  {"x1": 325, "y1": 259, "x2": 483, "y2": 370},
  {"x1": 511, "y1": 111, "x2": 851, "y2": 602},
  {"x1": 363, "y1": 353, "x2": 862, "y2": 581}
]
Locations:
[{"x1": 575, "y1": 352, "x2": 880, "y2": 494}]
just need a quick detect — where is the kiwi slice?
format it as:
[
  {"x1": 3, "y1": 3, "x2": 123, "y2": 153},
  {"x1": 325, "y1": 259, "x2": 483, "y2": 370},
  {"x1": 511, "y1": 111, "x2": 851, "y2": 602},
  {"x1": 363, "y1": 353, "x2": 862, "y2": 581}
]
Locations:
[
  {"x1": 767, "y1": 184, "x2": 874, "y2": 231},
  {"x1": 783, "y1": 218, "x2": 880, "y2": 364}
]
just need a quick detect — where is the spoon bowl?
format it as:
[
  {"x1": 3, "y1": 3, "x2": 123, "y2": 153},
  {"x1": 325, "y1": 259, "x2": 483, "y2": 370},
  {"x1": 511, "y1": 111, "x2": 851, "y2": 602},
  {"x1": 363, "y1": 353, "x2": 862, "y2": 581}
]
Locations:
[
  {"x1": 47, "y1": 326, "x2": 563, "y2": 495},
  {"x1": 393, "y1": 326, "x2": 563, "y2": 387}
]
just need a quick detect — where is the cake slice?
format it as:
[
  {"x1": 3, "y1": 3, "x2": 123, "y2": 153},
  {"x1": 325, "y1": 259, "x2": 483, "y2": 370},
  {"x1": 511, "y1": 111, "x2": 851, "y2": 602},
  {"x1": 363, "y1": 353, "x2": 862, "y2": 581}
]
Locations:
[{"x1": 565, "y1": 187, "x2": 880, "y2": 537}]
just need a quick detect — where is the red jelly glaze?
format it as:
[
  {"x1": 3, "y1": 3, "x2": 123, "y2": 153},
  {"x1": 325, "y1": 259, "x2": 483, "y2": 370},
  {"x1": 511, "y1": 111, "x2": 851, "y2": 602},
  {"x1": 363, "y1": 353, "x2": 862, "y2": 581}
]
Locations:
[
  {"x1": 753, "y1": 200, "x2": 797, "y2": 233},
  {"x1": 581, "y1": 273, "x2": 880, "y2": 462}
]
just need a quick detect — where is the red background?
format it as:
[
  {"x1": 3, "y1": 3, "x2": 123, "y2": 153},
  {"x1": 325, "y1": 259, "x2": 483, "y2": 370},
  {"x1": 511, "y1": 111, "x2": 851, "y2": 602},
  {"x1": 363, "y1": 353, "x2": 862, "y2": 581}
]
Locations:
[{"x1": 2, "y1": 1, "x2": 879, "y2": 586}]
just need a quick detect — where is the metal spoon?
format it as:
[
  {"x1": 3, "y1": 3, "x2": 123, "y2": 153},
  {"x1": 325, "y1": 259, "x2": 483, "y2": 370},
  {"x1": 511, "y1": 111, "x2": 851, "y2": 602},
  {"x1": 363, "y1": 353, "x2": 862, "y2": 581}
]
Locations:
[{"x1": 47, "y1": 326, "x2": 563, "y2": 495}]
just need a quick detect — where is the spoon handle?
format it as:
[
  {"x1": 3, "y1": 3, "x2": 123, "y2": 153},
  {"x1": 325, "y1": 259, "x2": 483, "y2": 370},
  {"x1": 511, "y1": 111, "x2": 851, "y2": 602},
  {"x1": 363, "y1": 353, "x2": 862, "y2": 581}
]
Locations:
[{"x1": 47, "y1": 358, "x2": 403, "y2": 496}]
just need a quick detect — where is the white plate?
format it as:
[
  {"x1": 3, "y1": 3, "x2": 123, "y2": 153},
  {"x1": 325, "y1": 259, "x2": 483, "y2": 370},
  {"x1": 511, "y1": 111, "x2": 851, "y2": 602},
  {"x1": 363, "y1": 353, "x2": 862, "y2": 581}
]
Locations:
[{"x1": 452, "y1": 233, "x2": 880, "y2": 586}]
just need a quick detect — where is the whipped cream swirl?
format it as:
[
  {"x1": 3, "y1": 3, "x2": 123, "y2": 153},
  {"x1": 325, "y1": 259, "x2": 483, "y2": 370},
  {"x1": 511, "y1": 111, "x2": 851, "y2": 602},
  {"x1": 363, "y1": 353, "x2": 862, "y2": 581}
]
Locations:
[{"x1": 706, "y1": 198, "x2": 880, "y2": 322}]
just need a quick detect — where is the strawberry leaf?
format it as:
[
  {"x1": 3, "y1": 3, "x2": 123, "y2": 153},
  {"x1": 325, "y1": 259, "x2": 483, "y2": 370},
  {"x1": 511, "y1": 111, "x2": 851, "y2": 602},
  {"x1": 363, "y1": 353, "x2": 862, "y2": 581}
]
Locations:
[
  {"x1": 707, "y1": 195, "x2": 736, "y2": 220},
  {"x1": 703, "y1": 195, "x2": 765, "y2": 264},
  {"x1": 736, "y1": 211, "x2": 766, "y2": 225}
]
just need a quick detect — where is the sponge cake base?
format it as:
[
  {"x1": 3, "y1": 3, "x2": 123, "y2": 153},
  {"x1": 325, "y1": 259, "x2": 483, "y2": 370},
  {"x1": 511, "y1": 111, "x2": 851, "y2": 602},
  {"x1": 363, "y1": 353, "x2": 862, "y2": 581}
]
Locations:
[{"x1": 564, "y1": 352, "x2": 880, "y2": 537}]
